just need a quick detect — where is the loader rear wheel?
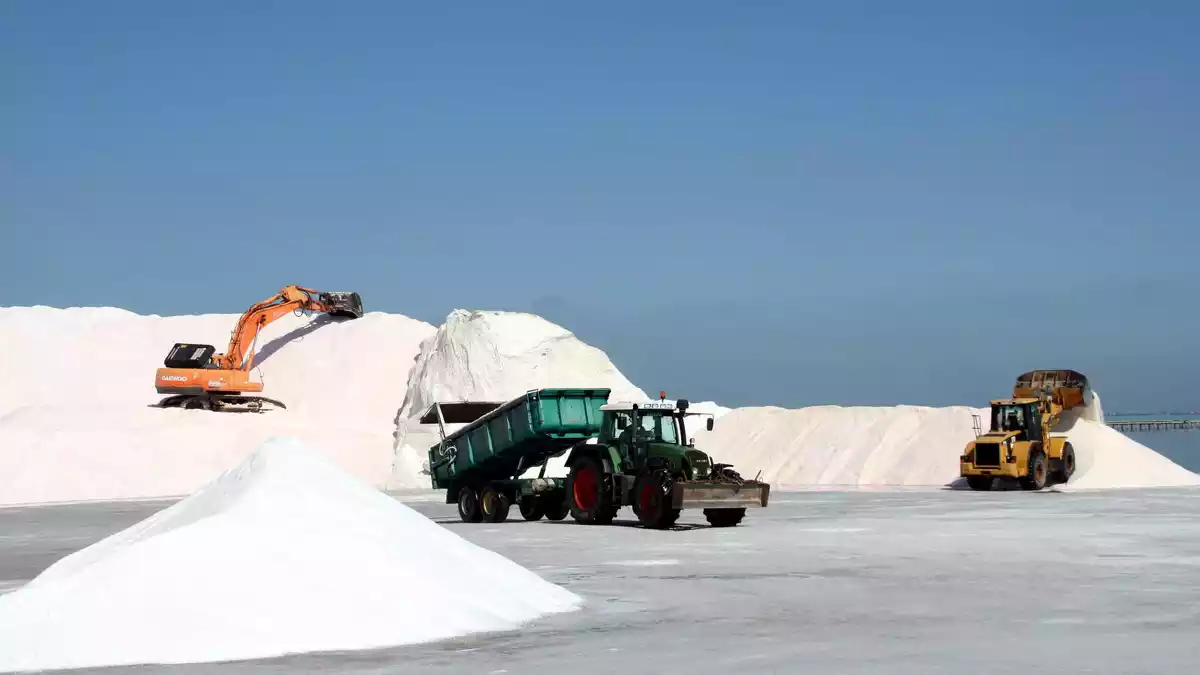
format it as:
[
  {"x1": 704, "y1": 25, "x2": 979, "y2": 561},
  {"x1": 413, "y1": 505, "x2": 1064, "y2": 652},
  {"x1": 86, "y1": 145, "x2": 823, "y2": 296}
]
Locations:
[
  {"x1": 633, "y1": 469, "x2": 680, "y2": 530},
  {"x1": 519, "y1": 496, "x2": 544, "y2": 521},
  {"x1": 1052, "y1": 442, "x2": 1076, "y2": 484},
  {"x1": 457, "y1": 487, "x2": 482, "y2": 523},
  {"x1": 566, "y1": 456, "x2": 617, "y2": 525},
  {"x1": 704, "y1": 508, "x2": 746, "y2": 527},
  {"x1": 1020, "y1": 451, "x2": 1047, "y2": 491},
  {"x1": 480, "y1": 486, "x2": 510, "y2": 523}
]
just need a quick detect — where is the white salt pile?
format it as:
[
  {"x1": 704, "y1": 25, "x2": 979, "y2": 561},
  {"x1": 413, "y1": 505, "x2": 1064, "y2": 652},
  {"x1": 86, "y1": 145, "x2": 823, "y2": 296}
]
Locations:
[
  {"x1": 1053, "y1": 410, "x2": 1200, "y2": 490},
  {"x1": 0, "y1": 306, "x2": 435, "y2": 505},
  {"x1": 2, "y1": 303, "x2": 1195, "y2": 503},
  {"x1": 689, "y1": 404, "x2": 989, "y2": 487},
  {"x1": 387, "y1": 309, "x2": 650, "y2": 488},
  {"x1": 0, "y1": 436, "x2": 582, "y2": 672},
  {"x1": 689, "y1": 395, "x2": 1200, "y2": 490}
]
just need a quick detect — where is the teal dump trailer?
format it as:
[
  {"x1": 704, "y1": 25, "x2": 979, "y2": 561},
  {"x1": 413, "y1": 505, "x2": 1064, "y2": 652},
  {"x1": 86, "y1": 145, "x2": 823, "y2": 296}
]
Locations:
[{"x1": 423, "y1": 388, "x2": 610, "y2": 523}]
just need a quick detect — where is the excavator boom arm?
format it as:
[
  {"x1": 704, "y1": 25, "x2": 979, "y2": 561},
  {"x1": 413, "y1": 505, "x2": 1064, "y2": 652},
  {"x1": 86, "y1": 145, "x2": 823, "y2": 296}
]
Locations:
[{"x1": 214, "y1": 285, "x2": 364, "y2": 370}]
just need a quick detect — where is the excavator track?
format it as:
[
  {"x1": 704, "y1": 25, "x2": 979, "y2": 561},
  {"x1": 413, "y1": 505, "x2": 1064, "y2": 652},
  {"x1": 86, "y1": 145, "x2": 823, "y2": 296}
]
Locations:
[{"x1": 155, "y1": 394, "x2": 287, "y2": 413}]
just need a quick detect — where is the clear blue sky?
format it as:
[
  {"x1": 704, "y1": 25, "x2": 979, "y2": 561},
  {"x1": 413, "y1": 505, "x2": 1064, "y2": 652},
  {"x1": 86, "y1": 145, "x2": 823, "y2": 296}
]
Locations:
[{"x1": 4, "y1": 1, "x2": 1197, "y2": 412}]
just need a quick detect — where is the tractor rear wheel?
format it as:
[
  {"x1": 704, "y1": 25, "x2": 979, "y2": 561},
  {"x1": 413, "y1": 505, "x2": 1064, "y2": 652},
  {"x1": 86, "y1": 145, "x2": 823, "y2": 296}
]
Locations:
[
  {"x1": 566, "y1": 455, "x2": 617, "y2": 525},
  {"x1": 633, "y1": 469, "x2": 681, "y2": 530},
  {"x1": 1020, "y1": 451, "x2": 1048, "y2": 490},
  {"x1": 480, "y1": 486, "x2": 510, "y2": 523}
]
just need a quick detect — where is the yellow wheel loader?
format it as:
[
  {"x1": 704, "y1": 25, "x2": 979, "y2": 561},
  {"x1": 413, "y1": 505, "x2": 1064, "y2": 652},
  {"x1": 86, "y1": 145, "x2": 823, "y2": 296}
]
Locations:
[{"x1": 960, "y1": 370, "x2": 1090, "y2": 491}]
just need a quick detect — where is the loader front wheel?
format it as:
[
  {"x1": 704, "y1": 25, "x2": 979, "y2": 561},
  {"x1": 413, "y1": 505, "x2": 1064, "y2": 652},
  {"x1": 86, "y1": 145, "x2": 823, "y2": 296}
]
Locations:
[
  {"x1": 566, "y1": 455, "x2": 616, "y2": 525},
  {"x1": 1020, "y1": 451, "x2": 1047, "y2": 491},
  {"x1": 457, "y1": 486, "x2": 482, "y2": 523},
  {"x1": 704, "y1": 508, "x2": 746, "y2": 527}
]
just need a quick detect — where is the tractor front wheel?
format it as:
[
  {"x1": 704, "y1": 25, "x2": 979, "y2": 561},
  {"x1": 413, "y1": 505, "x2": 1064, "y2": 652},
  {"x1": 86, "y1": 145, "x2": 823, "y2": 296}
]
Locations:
[
  {"x1": 704, "y1": 508, "x2": 745, "y2": 527},
  {"x1": 633, "y1": 469, "x2": 681, "y2": 530}
]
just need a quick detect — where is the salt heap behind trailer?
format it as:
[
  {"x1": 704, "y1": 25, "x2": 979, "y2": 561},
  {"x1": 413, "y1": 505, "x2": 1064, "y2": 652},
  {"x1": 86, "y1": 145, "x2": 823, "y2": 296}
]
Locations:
[{"x1": 0, "y1": 436, "x2": 583, "y2": 672}]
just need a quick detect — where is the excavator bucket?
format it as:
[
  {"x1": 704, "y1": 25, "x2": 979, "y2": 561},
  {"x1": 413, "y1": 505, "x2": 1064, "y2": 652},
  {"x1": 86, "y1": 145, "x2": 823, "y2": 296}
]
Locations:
[{"x1": 319, "y1": 291, "x2": 364, "y2": 319}]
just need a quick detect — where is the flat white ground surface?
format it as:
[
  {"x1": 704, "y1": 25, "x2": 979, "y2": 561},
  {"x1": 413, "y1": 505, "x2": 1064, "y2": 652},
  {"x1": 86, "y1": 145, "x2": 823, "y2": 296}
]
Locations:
[{"x1": 2, "y1": 487, "x2": 1198, "y2": 674}]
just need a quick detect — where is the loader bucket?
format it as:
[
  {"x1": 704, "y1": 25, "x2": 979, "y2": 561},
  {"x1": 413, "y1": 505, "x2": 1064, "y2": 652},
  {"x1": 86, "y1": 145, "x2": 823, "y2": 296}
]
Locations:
[
  {"x1": 320, "y1": 291, "x2": 364, "y2": 319},
  {"x1": 1013, "y1": 369, "x2": 1091, "y2": 409}
]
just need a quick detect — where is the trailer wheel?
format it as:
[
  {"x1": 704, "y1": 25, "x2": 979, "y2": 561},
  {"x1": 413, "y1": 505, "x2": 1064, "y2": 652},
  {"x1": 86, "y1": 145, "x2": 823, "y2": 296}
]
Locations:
[
  {"x1": 457, "y1": 487, "x2": 482, "y2": 523},
  {"x1": 518, "y1": 496, "x2": 544, "y2": 521},
  {"x1": 543, "y1": 494, "x2": 569, "y2": 521},
  {"x1": 1019, "y1": 451, "x2": 1047, "y2": 491},
  {"x1": 633, "y1": 469, "x2": 680, "y2": 530},
  {"x1": 704, "y1": 508, "x2": 745, "y2": 527},
  {"x1": 566, "y1": 455, "x2": 616, "y2": 525},
  {"x1": 480, "y1": 486, "x2": 510, "y2": 523}
]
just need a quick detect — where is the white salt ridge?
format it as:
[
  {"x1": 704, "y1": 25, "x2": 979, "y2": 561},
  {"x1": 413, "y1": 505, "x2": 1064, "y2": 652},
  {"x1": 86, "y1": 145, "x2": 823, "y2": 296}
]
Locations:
[
  {"x1": 0, "y1": 306, "x2": 435, "y2": 506},
  {"x1": 1052, "y1": 408, "x2": 1200, "y2": 490},
  {"x1": 387, "y1": 309, "x2": 649, "y2": 488},
  {"x1": 0, "y1": 436, "x2": 582, "y2": 672},
  {"x1": 689, "y1": 393, "x2": 1199, "y2": 490}
]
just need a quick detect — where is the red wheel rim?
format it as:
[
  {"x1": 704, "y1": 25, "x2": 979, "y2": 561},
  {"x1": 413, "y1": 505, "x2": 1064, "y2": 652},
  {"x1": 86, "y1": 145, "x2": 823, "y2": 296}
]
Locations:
[
  {"x1": 639, "y1": 482, "x2": 657, "y2": 515},
  {"x1": 573, "y1": 466, "x2": 597, "y2": 511}
]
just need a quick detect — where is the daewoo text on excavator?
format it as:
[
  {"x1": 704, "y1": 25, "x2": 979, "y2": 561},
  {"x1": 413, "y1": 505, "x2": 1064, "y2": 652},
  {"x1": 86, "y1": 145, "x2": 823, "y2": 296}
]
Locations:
[{"x1": 153, "y1": 285, "x2": 363, "y2": 412}]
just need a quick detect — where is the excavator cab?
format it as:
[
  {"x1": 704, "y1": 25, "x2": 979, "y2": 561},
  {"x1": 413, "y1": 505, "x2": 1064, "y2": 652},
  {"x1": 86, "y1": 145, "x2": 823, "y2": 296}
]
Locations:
[{"x1": 163, "y1": 343, "x2": 218, "y2": 369}]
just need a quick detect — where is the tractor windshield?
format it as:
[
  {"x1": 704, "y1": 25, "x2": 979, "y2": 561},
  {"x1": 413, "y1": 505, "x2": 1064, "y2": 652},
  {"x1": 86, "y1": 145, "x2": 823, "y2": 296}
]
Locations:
[{"x1": 634, "y1": 411, "x2": 680, "y2": 444}]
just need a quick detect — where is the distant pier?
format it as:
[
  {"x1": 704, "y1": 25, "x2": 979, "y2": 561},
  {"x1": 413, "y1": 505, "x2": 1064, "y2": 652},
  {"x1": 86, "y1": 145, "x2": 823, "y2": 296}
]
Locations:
[{"x1": 1107, "y1": 419, "x2": 1200, "y2": 432}]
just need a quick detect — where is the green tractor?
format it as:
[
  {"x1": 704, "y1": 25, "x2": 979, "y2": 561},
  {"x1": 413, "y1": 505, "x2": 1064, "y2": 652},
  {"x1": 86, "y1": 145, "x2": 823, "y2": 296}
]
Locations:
[
  {"x1": 423, "y1": 388, "x2": 769, "y2": 529},
  {"x1": 563, "y1": 395, "x2": 770, "y2": 528}
]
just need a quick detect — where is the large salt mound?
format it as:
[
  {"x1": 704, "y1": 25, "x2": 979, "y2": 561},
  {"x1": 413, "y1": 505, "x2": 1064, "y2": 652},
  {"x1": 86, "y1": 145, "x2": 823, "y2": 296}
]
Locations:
[
  {"x1": 0, "y1": 436, "x2": 582, "y2": 672},
  {"x1": 0, "y1": 305, "x2": 435, "y2": 505},
  {"x1": 689, "y1": 397, "x2": 1200, "y2": 490},
  {"x1": 387, "y1": 309, "x2": 650, "y2": 488},
  {"x1": 689, "y1": 404, "x2": 989, "y2": 486},
  {"x1": 1053, "y1": 412, "x2": 1200, "y2": 490}
]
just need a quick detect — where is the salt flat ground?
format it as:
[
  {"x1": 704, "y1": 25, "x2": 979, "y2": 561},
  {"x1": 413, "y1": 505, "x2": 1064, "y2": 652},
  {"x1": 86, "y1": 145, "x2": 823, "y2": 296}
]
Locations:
[{"x1": 2, "y1": 488, "x2": 1199, "y2": 675}]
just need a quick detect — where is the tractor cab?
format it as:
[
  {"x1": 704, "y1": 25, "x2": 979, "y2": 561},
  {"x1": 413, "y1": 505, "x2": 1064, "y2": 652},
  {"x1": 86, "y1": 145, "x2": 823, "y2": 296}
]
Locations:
[
  {"x1": 597, "y1": 393, "x2": 717, "y2": 480},
  {"x1": 988, "y1": 397, "x2": 1044, "y2": 443},
  {"x1": 598, "y1": 394, "x2": 714, "y2": 447}
]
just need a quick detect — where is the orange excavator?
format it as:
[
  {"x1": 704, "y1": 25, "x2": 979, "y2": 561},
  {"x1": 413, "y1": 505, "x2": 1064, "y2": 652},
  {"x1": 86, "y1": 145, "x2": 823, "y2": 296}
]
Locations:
[{"x1": 153, "y1": 285, "x2": 364, "y2": 412}]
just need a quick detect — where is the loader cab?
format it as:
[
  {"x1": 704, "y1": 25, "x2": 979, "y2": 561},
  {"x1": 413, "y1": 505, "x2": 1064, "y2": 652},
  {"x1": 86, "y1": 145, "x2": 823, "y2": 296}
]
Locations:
[{"x1": 989, "y1": 399, "x2": 1043, "y2": 442}]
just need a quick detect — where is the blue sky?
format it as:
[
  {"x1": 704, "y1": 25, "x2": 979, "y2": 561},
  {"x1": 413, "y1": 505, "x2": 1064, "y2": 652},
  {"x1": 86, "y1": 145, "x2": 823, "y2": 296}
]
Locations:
[{"x1": 4, "y1": 1, "x2": 1197, "y2": 411}]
